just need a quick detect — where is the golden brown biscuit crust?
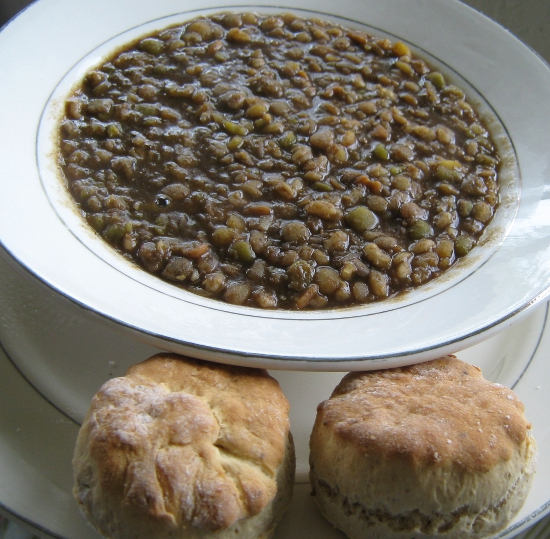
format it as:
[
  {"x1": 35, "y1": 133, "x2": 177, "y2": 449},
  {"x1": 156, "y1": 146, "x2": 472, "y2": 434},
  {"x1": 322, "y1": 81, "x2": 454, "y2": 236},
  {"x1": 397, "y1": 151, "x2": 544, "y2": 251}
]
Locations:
[
  {"x1": 322, "y1": 356, "x2": 530, "y2": 473},
  {"x1": 309, "y1": 356, "x2": 536, "y2": 539},
  {"x1": 73, "y1": 353, "x2": 292, "y2": 539}
]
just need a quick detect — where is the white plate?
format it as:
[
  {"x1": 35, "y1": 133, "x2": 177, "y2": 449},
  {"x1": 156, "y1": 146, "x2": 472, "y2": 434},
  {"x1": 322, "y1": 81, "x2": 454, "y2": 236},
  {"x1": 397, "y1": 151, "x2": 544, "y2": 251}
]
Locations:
[
  {"x1": 1, "y1": 302, "x2": 550, "y2": 539},
  {"x1": 0, "y1": 0, "x2": 550, "y2": 369}
]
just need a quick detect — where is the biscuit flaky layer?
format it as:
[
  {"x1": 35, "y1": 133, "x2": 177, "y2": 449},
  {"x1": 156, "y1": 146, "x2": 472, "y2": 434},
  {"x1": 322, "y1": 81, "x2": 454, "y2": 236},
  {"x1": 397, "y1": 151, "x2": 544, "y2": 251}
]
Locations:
[
  {"x1": 310, "y1": 356, "x2": 536, "y2": 539},
  {"x1": 73, "y1": 353, "x2": 294, "y2": 539}
]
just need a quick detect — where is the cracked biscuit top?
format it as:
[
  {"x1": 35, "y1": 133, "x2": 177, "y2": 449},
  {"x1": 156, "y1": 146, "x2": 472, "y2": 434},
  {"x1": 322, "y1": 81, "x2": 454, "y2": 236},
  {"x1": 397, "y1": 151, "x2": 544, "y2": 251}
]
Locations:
[
  {"x1": 319, "y1": 355, "x2": 531, "y2": 472},
  {"x1": 309, "y1": 356, "x2": 536, "y2": 538},
  {"x1": 72, "y1": 353, "x2": 291, "y2": 537}
]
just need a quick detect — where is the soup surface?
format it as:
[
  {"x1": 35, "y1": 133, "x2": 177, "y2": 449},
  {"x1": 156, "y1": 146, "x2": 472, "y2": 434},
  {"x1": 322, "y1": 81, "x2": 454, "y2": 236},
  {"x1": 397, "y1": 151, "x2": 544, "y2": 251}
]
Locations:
[{"x1": 58, "y1": 12, "x2": 500, "y2": 310}]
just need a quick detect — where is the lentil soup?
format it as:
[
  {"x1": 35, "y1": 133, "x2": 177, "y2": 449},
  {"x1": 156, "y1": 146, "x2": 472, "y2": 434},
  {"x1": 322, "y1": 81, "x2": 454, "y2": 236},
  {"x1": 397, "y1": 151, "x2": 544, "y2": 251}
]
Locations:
[{"x1": 57, "y1": 12, "x2": 501, "y2": 310}]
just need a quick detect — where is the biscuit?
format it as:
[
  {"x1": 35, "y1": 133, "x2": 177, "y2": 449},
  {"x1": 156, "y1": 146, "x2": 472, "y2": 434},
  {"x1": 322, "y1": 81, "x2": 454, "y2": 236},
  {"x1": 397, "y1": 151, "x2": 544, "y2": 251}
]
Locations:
[
  {"x1": 73, "y1": 353, "x2": 295, "y2": 539},
  {"x1": 309, "y1": 356, "x2": 536, "y2": 539}
]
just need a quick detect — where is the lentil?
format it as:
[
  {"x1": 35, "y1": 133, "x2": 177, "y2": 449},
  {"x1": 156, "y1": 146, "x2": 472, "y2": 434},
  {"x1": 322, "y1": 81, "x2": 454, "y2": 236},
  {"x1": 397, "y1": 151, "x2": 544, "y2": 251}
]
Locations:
[{"x1": 58, "y1": 12, "x2": 500, "y2": 310}]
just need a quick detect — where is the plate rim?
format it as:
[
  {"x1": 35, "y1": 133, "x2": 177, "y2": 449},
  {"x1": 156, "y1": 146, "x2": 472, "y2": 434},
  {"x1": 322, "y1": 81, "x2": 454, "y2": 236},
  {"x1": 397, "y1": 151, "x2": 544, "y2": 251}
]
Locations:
[{"x1": 0, "y1": 304, "x2": 550, "y2": 539}]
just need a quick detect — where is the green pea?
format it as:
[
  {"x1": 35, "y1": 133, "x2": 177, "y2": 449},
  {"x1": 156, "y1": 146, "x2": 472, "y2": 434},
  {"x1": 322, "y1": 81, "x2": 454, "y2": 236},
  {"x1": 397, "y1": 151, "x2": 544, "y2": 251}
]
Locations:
[
  {"x1": 232, "y1": 240, "x2": 256, "y2": 263},
  {"x1": 455, "y1": 235, "x2": 475, "y2": 257},
  {"x1": 475, "y1": 154, "x2": 498, "y2": 168},
  {"x1": 106, "y1": 123, "x2": 123, "y2": 138},
  {"x1": 435, "y1": 165, "x2": 462, "y2": 183},
  {"x1": 313, "y1": 181, "x2": 333, "y2": 192},
  {"x1": 279, "y1": 131, "x2": 297, "y2": 150},
  {"x1": 345, "y1": 206, "x2": 379, "y2": 233},
  {"x1": 254, "y1": 117, "x2": 270, "y2": 130},
  {"x1": 457, "y1": 199, "x2": 474, "y2": 217},
  {"x1": 135, "y1": 104, "x2": 159, "y2": 116},
  {"x1": 437, "y1": 183, "x2": 460, "y2": 195},
  {"x1": 104, "y1": 223, "x2": 126, "y2": 243},
  {"x1": 211, "y1": 227, "x2": 236, "y2": 247},
  {"x1": 88, "y1": 214, "x2": 105, "y2": 232},
  {"x1": 287, "y1": 260, "x2": 315, "y2": 291},
  {"x1": 471, "y1": 123, "x2": 486, "y2": 136},
  {"x1": 475, "y1": 136, "x2": 493, "y2": 150},
  {"x1": 153, "y1": 65, "x2": 175, "y2": 76},
  {"x1": 441, "y1": 85, "x2": 465, "y2": 99},
  {"x1": 140, "y1": 38, "x2": 165, "y2": 55},
  {"x1": 76, "y1": 185, "x2": 96, "y2": 201},
  {"x1": 391, "y1": 175, "x2": 411, "y2": 191},
  {"x1": 409, "y1": 220, "x2": 433, "y2": 240},
  {"x1": 223, "y1": 120, "x2": 249, "y2": 136},
  {"x1": 153, "y1": 214, "x2": 169, "y2": 235},
  {"x1": 426, "y1": 72, "x2": 446, "y2": 90},
  {"x1": 143, "y1": 117, "x2": 162, "y2": 127},
  {"x1": 373, "y1": 143, "x2": 389, "y2": 160},
  {"x1": 227, "y1": 136, "x2": 244, "y2": 151}
]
